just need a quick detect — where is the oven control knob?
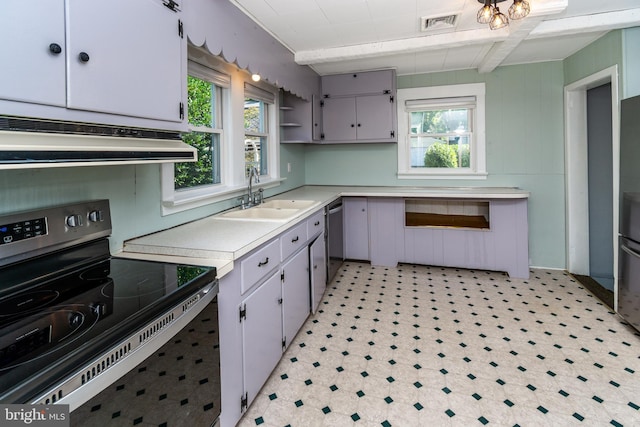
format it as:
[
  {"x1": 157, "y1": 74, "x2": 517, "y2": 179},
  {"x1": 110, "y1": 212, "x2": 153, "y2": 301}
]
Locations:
[
  {"x1": 90, "y1": 302, "x2": 106, "y2": 316},
  {"x1": 68, "y1": 312, "x2": 83, "y2": 328},
  {"x1": 88, "y1": 210, "x2": 103, "y2": 223},
  {"x1": 66, "y1": 214, "x2": 83, "y2": 228}
]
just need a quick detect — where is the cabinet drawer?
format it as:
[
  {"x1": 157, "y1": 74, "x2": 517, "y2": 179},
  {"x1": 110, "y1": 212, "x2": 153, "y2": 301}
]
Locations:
[
  {"x1": 307, "y1": 210, "x2": 325, "y2": 238},
  {"x1": 241, "y1": 239, "x2": 280, "y2": 294},
  {"x1": 281, "y1": 222, "x2": 308, "y2": 261}
]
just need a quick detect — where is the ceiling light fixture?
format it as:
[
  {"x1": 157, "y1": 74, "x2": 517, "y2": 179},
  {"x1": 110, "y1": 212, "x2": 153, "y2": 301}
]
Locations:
[
  {"x1": 508, "y1": 0, "x2": 530, "y2": 20},
  {"x1": 476, "y1": 0, "x2": 495, "y2": 24},
  {"x1": 251, "y1": 73, "x2": 261, "y2": 82},
  {"x1": 476, "y1": 0, "x2": 530, "y2": 30}
]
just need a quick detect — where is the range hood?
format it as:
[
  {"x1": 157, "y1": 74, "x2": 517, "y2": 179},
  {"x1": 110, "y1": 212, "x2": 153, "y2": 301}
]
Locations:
[{"x1": 0, "y1": 116, "x2": 197, "y2": 169}]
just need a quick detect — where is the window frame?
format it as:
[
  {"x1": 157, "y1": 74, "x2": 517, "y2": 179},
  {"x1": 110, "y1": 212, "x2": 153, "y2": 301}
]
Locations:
[
  {"x1": 244, "y1": 83, "x2": 277, "y2": 179},
  {"x1": 397, "y1": 83, "x2": 487, "y2": 180},
  {"x1": 161, "y1": 57, "x2": 281, "y2": 216}
]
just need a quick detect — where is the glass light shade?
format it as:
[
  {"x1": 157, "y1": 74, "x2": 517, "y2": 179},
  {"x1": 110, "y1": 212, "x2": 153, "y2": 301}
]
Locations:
[
  {"x1": 489, "y1": 7, "x2": 509, "y2": 30},
  {"x1": 477, "y1": 2, "x2": 495, "y2": 24},
  {"x1": 251, "y1": 73, "x2": 261, "y2": 82},
  {"x1": 508, "y1": 0, "x2": 530, "y2": 20}
]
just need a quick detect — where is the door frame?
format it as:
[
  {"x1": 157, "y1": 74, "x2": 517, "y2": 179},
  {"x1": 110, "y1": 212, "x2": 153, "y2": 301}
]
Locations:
[{"x1": 564, "y1": 65, "x2": 619, "y2": 305}]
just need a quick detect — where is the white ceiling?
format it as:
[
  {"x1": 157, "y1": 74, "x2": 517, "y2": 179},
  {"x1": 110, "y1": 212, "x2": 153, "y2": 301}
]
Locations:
[{"x1": 229, "y1": 0, "x2": 640, "y2": 76}]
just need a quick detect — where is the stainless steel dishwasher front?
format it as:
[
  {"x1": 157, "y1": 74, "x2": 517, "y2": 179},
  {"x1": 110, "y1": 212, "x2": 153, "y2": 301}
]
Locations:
[{"x1": 327, "y1": 198, "x2": 344, "y2": 282}]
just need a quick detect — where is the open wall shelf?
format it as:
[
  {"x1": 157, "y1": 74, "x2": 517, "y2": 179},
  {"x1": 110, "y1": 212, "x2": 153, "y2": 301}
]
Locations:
[{"x1": 404, "y1": 199, "x2": 490, "y2": 230}]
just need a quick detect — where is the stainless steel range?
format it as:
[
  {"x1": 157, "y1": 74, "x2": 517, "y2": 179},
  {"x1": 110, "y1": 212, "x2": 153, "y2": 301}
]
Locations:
[{"x1": 0, "y1": 200, "x2": 220, "y2": 425}]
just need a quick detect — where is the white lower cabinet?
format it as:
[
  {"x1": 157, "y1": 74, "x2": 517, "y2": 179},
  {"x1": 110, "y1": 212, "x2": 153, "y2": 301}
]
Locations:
[
  {"x1": 310, "y1": 236, "x2": 327, "y2": 314},
  {"x1": 219, "y1": 208, "x2": 327, "y2": 427},
  {"x1": 344, "y1": 197, "x2": 370, "y2": 260},
  {"x1": 281, "y1": 248, "x2": 310, "y2": 349},
  {"x1": 241, "y1": 271, "x2": 282, "y2": 406}
]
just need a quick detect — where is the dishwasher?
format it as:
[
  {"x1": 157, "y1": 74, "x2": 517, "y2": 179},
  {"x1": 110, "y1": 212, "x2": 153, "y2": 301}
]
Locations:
[{"x1": 327, "y1": 198, "x2": 344, "y2": 282}]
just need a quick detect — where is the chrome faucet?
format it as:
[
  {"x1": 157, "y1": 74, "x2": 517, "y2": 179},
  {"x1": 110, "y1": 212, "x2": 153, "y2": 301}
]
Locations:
[
  {"x1": 239, "y1": 166, "x2": 263, "y2": 209},
  {"x1": 248, "y1": 166, "x2": 260, "y2": 196}
]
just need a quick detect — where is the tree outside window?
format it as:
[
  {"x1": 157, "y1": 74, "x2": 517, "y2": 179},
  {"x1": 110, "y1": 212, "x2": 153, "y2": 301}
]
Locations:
[{"x1": 175, "y1": 75, "x2": 221, "y2": 190}]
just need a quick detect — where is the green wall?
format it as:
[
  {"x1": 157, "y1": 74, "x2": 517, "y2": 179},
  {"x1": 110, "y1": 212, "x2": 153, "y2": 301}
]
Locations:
[
  {"x1": 623, "y1": 27, "x2": 640, "y2": 98},
  {"x1": 0, "y1": 143, "x2": 306, "y2": 253},
  {"x1": 305, "y1": 62, "x2": 566, "y2": 269},
  {"x1": 564, "y1": 31, "x2": 624, "y2": 89}
]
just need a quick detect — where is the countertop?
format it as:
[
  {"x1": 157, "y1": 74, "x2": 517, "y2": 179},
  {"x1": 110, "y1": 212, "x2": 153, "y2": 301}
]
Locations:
[{"x1": 121, "y1": 185, "x2": 529, "y2": 278}]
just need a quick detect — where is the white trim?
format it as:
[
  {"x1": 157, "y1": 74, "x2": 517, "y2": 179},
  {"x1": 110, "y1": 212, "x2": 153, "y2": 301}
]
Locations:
[
  {"x1": 161, "y1": 178, "x2": 285, "y2": 215},
  {"x1": 564, "y1": 65, "x2": 619, "y2": 309},
  {"x1": 397, "y1": 83, "x2": 486, "y2": 180}
]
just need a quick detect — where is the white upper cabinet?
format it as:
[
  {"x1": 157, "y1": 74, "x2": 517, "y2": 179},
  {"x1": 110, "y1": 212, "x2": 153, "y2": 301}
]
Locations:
[
  {"x1": 1, "y1": 0, "x2": 66, "y2": 107},
  {"x1": 0, "y1": 0, "x2": 186, "y2": 130},
  {"x1": 320, "y1": 69, "x2": 397, "y2": 143}
]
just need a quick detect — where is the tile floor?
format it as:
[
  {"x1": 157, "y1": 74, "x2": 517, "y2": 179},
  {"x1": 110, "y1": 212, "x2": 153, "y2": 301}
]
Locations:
[{"x1": 239, "y1": 262, "x2": 640, "y2": 427}]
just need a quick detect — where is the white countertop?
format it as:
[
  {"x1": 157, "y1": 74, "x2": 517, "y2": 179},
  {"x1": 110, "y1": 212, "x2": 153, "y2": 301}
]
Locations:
[{"x1": 123, "y1": 185, "x2": 529, "y2": 277}]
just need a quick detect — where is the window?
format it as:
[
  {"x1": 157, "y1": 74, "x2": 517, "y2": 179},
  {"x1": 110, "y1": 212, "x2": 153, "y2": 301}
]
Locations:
[
  {"x1": 244, "y1": 98, "x2": 268, "y2": 177},
  {"x1": 397, "y1": 83, "x2": 486, "y2": 179},
  {"x1": 175, "y1": 75, "x2": 222, "y2": 189},
  {"x1": 244, "y1": 83, "x2": 275, "y2": 177},
  {"x1": 161, "y1": 57, "x2": 281, "y2": 215}
]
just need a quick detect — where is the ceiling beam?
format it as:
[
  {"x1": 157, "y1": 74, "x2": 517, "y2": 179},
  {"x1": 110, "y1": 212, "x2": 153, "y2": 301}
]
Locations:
[
  {"x1": 477, "y1": 16, "x2": 543, "y2": 73},
  {"x1": 295, "y1": 29, "x2": 508, "y2": 65},
  {"x1": 529, "y1": 8, "x2": 640, "y2": 38}
]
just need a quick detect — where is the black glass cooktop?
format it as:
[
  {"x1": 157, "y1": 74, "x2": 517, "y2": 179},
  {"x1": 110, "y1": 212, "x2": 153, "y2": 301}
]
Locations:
[{"x1": 0, "y1": 239, "x2": 216, "y2": 404}]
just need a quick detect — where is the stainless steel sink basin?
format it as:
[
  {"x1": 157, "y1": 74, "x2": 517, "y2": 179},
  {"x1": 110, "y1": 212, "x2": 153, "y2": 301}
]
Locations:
[
  {"x1": 257, "y1": 199, "x2": 317, "y2": 210},
  {"x1": 218, "y1": 207, "x2": 299, "y2": 221}
]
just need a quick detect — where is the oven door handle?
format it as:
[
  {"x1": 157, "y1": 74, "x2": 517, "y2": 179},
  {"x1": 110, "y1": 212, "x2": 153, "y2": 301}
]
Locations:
[{"x1": 205, "y1": 279, "x2": 220, "y2": 295}]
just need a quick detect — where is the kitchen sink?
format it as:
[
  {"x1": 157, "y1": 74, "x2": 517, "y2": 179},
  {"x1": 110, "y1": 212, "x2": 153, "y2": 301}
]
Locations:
[
  {"x1": 218, "y1": 207, "x2": 300, "y2": 221},
  {"x1": 257, "y1": 199, "x2": 317, "y2": 210}
]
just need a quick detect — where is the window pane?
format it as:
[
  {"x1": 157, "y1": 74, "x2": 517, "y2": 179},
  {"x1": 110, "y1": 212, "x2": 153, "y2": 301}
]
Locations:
[
  {"x1": 244, "y1": 136, "x2": 267, "y2": 176},
  {"x1": 244, "y1": 98, "x2": 264, "y2": 133},
  {"x1": 187, "y1": 76, "x2": 215, "y2": 128},
  {"x1": 175, "y1": 132, "x2": 220, "y2": 189},
  {"x1": 244, "y1": 97, "x2": 268, "y2": 176},
  {"x1": 410, "y1": 108, "x2": 469, "y2": 134}
]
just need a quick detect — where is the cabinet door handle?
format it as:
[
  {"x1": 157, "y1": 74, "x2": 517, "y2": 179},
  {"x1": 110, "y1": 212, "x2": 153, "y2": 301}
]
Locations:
[
  {"x1": 314, "y1": 221, "x2": 320, "y2": 226},
  {"x1": 291, "y1": 236, "x2": 299, "y2": 243},
  {"x1": 49, "y1": 43, "x2": 62, "y2": 54},
  {"x1": 350, "y1": 124, "x2": 355, "y2": 128},
  {"x1": 258, "y1": 257, "x2": 269, "y2": 267},
  {"x1": 357, "y1": 123, "x2": 361, "y2": 127},
  {"x1": 78, "y1": 52, "x2": 90, "y2": 63}
]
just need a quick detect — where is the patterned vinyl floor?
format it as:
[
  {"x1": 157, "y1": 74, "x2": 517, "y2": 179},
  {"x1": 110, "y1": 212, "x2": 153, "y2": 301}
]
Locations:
[{"x1": 239, "y1": 262, "x2": 640, "y2": 427}]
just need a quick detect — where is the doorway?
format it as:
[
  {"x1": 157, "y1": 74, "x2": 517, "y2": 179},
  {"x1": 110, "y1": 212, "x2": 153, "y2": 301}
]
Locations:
[
  {"x1": 564, "y1": 66, "x2": 619, "y2": 309},
  {"x1": 587, "y1": 83, "x2": 614, "y2": 290}
]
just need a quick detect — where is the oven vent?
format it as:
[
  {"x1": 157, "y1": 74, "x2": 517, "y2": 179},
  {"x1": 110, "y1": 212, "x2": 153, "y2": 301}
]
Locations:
[
  {"x1": 81, "y1": 343, "x2": 133, "y2": 385},
  {"x1": 41, "y1": 342, "x2": 133, "y2": 404},
  {"x1": 139, "y1": 313, "x2": 176, "y2": 344},
  {"x1": 42, "y1": 390, "x2": 63, "y2": 405},
  {"x1": 182, "y1": 293, "x2": 202, "y2": 312}
]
